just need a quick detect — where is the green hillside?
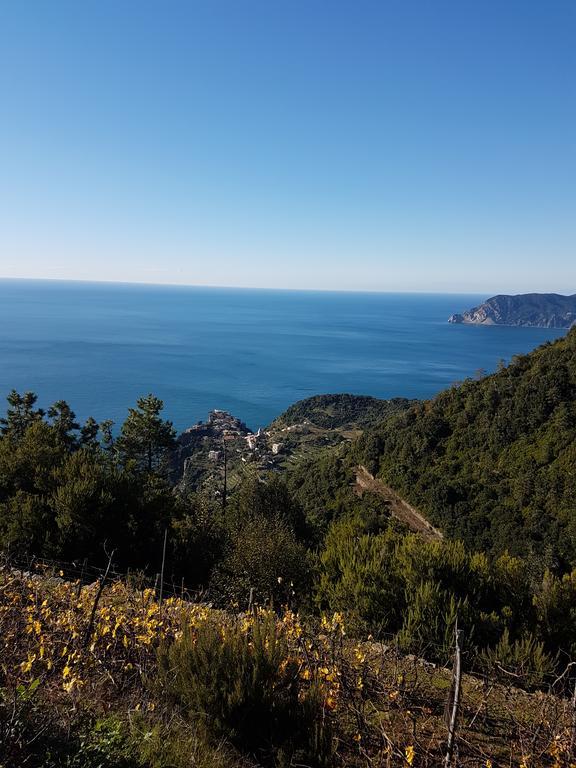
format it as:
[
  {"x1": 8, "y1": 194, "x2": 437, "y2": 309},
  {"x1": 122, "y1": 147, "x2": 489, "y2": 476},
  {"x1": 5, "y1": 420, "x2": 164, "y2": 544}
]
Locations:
[
  {"x1": 356, "y1": 328, "x2": 576, "y2": 565},
  {"x1": 271, "y1": 393, "x2": 413, "y2": 431},
  {"x1": 4, "y1": 347, "x2": 576, "y2": 766}
]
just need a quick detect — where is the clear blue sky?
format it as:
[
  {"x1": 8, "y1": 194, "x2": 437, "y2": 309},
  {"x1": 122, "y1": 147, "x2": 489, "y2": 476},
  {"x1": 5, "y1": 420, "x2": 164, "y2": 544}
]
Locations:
[{"x1": 0, "y1": 1, "x2": 574, "y2": 293}]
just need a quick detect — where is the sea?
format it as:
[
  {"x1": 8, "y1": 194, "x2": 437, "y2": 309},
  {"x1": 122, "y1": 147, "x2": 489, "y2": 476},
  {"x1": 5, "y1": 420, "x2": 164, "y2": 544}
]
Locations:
[{"x1": 0, "y1": 279, "x2": 567, "y2": 432}]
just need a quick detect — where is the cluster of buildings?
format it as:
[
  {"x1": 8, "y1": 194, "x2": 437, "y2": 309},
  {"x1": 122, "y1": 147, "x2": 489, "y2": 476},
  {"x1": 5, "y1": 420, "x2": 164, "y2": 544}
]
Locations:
[{"x1": 175, "y1": 410, "x2": 287, "y2": 491}]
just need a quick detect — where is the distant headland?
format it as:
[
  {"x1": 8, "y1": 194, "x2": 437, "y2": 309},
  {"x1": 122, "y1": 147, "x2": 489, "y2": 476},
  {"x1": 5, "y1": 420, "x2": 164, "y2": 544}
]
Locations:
[{"x1": 449, "y1": 293, "x2": 576, "y2": 328}]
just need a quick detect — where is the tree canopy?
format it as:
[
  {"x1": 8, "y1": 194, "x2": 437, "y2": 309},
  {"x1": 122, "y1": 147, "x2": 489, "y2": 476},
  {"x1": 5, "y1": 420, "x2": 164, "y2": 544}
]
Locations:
[{"x1": 116, "y1": 394, "x2": 176, "y2": 474}]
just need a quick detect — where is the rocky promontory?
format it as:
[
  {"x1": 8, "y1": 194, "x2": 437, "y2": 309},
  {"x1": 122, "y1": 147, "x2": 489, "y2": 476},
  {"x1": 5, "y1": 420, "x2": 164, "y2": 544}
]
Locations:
[{"x1": 449, "y1": 293, "x2": 576, "y2": 328}]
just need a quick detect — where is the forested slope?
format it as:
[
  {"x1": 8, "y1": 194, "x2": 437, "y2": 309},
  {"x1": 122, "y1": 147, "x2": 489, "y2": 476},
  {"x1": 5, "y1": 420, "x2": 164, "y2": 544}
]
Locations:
[
  {"x1": 271, "y1": 393, "x2": 413, "y2": 431},
  {"x1": 4, "y1": 346, "x2": 576, "y2": 766},
  {"x1": 357, "y1": 328, "x2": 576, "y2": 565}
]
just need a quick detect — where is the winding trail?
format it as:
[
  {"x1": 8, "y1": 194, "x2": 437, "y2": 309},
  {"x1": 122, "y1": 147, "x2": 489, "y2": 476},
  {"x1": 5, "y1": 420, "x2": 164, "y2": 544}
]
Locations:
[{"x1": 355, "y1": 465, "x2": 443, "y2": 541}]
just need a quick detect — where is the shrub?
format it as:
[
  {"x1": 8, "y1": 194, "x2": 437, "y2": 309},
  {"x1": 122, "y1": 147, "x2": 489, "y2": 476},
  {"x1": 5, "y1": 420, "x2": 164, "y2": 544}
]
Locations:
[
  {"x1": 57, "y1": 717, "x2": 138, "y2": 768},
  {"x1": 397, "y1": 581, "x2": 463, "y2": 664},
  {"x1": 0, "y1": 679, "x2": 44, "y2": 768},
  {"x1": 480, "y1": 628, "x2": 558, "y2": 688},
  {"x1": 210, "y1": 513, "x2": 312, "y2": 609},
  {"x1": 155, "y1": 613, "x2": 333, "y2": 767},
  {"x1": 129, "y1": 715, "x2": 239, "y2": 768},
  {"x1": 0, "y1": 684, "x2": 137, "y2": 768},
  {"x1": 316, "y1": 517, "x2": 403, "y2": 636}
]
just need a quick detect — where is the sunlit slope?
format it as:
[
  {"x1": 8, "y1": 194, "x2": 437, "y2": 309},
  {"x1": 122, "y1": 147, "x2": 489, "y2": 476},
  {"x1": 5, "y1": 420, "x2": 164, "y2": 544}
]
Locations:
[
  {"x1": 271, "y1": 393, "x2": 414, "y2": 432},
  {"x1": 357, "y1": 328, "x2": 576, "y2": 564}
]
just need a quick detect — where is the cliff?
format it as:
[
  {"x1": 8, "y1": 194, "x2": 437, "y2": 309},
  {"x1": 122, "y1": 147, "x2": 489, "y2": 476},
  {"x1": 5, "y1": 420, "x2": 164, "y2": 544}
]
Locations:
[{"x1": 448, "y1": 293, "x2": 576, "y2": 328}]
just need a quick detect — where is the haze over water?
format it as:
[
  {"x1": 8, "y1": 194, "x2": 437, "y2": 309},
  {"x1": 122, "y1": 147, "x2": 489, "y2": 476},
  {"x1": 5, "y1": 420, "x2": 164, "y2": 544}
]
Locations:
[{"x1": 0, "y1": 280, "x2": 567, "y2": 431}]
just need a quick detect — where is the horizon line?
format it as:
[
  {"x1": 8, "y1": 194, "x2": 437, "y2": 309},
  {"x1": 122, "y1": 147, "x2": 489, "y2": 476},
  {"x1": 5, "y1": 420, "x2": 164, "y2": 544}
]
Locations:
[{"x1": 0, "y1": 275, "x2": 529, "y2": 297}]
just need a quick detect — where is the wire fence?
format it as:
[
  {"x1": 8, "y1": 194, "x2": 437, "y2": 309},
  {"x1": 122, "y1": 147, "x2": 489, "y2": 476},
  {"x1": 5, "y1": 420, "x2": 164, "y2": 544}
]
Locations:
[{"x1": 1, "y1": 551, "x2": 207, "y2": 604}]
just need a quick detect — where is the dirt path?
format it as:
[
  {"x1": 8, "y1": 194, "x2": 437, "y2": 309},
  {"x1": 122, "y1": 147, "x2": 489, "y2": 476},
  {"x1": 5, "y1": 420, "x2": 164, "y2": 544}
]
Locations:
[{"x1": 355, "y1": 465, "x2": 443, "y2": 540}]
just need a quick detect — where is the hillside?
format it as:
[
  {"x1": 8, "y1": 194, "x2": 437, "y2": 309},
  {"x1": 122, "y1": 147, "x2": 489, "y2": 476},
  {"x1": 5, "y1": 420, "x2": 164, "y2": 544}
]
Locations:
[
  {"x1": 356, "y1": 327, "x2": 576, "y2": 564},
  {"x1": 170, "y1": 396, "x2": 414, "y2": 497},
  {"x1": 448, "y1": 293, "x2": 576, "y2": 327},
  {"x1": 271, "y1": 393, "x2": 414, "y2": 431},
  {"x1": 5, "y1": 355, "x2": 576, "y2": 766},
  {"x1": 2, "y1": 565, "x2": 575, "y2": 768}
]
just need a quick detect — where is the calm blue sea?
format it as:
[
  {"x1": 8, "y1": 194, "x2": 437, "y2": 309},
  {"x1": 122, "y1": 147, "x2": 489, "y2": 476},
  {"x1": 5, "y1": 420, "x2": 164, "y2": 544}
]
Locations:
[{"x1": 0, "y1": 280, "x2": 567, "y2": 431}]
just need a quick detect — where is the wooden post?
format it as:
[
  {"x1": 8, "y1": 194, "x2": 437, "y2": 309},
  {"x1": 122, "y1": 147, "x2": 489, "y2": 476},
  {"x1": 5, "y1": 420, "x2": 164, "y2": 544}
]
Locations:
[
  {"x1": 158, "y1": 528, "x2": 168, "y2": 609},
  {"x1": 83, "y1": 549, "x2": 115, "y2": 649},
  {"x1": 444, "y1": 619, "x2": 463, "y2": 768},
  {"x1": 76, "y1": 557, "x2": 87, "y2": 599},
  {"x1": 222, "y1": 437, "x2": 228, "y2": 511},
  {"x1": 569, "y1": 672, "x2": 576, "y2": 763}
]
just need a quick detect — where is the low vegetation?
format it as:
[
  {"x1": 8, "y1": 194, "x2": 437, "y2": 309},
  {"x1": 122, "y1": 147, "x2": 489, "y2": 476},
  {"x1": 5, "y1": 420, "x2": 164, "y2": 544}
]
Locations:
[{"x1": 2, "y1": 566, "x2": 575, "y2": 767}]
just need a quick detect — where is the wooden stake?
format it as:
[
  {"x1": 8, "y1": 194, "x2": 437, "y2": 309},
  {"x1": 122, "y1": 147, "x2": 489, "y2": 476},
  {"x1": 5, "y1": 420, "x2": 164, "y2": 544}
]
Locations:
[
  {"x1": 158, "y1": 528, "x2": 168, "y2": 609},
  {"x1": 444, "y1": 618, "x2": 462, "y2": 768},
  {"x1": 83, "y1": 549, "x2": 115, "y2": 649},
  {"x1": 222, "y1": 437, "x2": 228, "y2": 511},
  {"x1": 569, "y1": 672, "x2": 576, "y2": 763},
  {"x1": 76, "y1": 557, "x2": 87, "y2": 599}
]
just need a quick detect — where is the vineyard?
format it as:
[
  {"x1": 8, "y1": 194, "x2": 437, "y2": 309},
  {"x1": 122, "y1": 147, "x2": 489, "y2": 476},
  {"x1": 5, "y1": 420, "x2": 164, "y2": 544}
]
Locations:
[{"x1": 1, "y1": 561, "x2": 576, "y2": 767}]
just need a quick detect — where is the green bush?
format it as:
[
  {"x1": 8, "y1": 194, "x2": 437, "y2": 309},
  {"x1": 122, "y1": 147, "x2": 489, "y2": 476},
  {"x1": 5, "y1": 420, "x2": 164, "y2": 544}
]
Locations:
[
  {"x1": 57, "y1": 717, "x2": 138, "y2": 768},
  {"x1": 210, "y1": 512, "x2": 312, "y2": 609},
  {"x1": 397, "y1": 581, "x2": 463, "y2": 664},
  {"x1": 130, "y1": 715, "x2": 239, "y2": 768},
  {"x1": 0, "y1": 686, "x2": 139, "y2": 768},
  {"x1": 0, "y1": 679, "x2": 44, "y2": 768},
  {"x1": 480, "y1": 628, "x2": 558, "y2": 689},
  {"x1": 155, "y1": 614, "x2": 333, "y2": 767},
  {"x1": 316, "y1": 516, "x2": 403, "y2": 636}
]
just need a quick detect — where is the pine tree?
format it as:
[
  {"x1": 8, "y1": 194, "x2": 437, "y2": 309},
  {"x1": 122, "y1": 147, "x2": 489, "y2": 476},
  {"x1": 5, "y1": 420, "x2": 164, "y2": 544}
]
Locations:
[
  {"x1": 80, "y1": 416, "x2": 100, "y2": 447},
  {"x1": 0, "y1": 390, "x2": 45, "y2": 439},
  {"x1": 47, "y1": 400, "x2": 79, "y2": 448},
  {"x1": 116, "y1": 394, "x2": 176, "y2": 474}
]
